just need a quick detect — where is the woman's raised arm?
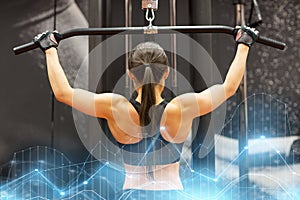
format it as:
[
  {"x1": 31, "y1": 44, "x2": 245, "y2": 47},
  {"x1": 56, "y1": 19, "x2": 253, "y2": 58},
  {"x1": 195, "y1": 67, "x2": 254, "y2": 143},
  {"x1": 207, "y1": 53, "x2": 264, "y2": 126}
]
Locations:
[
  {"x1": 163, "y1": 26, "x2": 258, "y2": 142},
  {"x1": 195, "y1": 26, "x2": 259, "y2": 116},
  {"x1": 35, "y1": 31, "x2": 119, "y2": 119}
]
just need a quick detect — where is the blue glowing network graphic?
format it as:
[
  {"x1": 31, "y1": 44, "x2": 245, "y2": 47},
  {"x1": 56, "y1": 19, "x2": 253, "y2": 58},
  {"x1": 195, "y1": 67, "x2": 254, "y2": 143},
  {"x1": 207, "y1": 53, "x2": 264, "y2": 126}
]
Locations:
[{"x1": 0, "y1": 94, "x2": 299, "y2": 200}]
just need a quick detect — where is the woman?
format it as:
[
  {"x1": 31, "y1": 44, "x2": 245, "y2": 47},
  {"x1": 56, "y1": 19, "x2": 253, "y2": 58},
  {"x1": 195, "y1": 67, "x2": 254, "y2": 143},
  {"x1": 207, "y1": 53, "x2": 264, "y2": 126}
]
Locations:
[{"x1": 34, "y1": 26, "x2": 258, "y2": 199}]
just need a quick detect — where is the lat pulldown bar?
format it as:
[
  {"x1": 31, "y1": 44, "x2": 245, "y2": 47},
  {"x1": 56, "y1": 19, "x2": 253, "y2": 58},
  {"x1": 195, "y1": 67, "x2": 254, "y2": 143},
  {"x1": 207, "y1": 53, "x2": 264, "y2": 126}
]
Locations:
[{"x1": 13, "y1": 25, "x2": 286, "y2": 55}]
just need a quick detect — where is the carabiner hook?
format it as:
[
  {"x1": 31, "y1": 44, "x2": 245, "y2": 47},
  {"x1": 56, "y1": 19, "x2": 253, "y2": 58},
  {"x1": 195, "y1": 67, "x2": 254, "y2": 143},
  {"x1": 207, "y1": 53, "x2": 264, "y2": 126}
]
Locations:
[{"x1": 145, "y1": 8, "x2": 155, "y2": 27}]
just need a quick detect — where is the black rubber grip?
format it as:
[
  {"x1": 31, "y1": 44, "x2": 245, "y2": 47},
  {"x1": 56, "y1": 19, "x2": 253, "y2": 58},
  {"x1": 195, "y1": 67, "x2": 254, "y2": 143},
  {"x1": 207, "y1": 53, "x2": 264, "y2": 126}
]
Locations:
[
  {"x1": 257, "y1": 35, "x2": 286, "y2": 50},
  {"x1": 13, "y1": 26, "x2": 286, "y2": 55},
  {"x1": 13, "y1": 41, "x2": 39, "y2": 55}
]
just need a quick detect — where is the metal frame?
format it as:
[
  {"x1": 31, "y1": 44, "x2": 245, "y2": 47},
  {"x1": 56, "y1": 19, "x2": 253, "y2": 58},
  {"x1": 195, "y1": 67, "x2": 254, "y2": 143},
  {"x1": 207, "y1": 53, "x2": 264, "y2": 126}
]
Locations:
[
  {"x1": 125, "y1": 0, "x2": 132, "y2": 97},
  {"x1": 13, "y1": 26, "x2": 286, "y2": 55},
  {"x1": 234, "y1": 1, "x2": 249, "y2": 195},
  {"x1": 169, "y1": 0, "x2": 177, "y2": 88}
]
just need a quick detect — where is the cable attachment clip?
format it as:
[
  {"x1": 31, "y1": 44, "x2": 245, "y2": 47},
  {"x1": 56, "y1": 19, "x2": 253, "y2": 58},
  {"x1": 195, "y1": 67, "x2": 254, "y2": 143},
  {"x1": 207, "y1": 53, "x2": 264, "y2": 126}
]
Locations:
[
  {"x1": 144, "y1": 8, "x2": 157, "y2": 34},
  {"x1": 145, "y1": 8, "x2": 155, "y2": 27}
]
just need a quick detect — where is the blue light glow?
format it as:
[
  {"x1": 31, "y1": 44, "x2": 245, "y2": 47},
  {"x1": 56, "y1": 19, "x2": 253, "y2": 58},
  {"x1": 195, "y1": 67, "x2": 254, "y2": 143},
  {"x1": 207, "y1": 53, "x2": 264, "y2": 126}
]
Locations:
[
  {"x1": 276, "y1": 150, "x2": 280, "y2": 153},
  {"x1": 0, "y1": 94, "x2": 299, "y2": 199},
  {"x1": 0, "y1": 144, "x2": 298, "y2": 199}
]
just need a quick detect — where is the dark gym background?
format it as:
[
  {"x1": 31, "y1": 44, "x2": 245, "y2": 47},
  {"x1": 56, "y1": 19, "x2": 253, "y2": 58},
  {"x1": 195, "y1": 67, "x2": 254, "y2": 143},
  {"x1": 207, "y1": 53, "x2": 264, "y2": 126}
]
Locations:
[{"x1": 0, "y1": 0, "x2": 299, "y2": 178}]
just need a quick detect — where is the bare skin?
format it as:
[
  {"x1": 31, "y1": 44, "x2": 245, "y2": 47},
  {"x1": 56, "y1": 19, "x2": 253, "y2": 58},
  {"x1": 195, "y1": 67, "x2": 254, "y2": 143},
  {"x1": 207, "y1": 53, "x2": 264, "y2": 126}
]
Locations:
[{"x1": 45, "y1": 44, "x2": 249, "y2": 190}]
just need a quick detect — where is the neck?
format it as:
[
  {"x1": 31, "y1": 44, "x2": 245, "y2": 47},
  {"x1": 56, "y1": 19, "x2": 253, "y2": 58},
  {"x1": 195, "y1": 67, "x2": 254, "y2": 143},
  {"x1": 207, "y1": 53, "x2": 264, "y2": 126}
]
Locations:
[{"x1": 136, "y1": 85, "x2": 164, "y2": 104}]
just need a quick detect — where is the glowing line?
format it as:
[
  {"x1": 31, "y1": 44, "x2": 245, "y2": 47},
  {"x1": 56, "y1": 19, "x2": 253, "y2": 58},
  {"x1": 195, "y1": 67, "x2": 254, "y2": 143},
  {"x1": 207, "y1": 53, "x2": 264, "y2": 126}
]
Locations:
[
  {"x1": 261, "y1": 139, "x2": 300, "y2": 176},
  {"x1": 61, "y1": 190, "x2": 106, "y2": 200},
  {"x1": 216, "y1": 147, "x2": 248, "y2": 178},
  {"x1": 247, "y1": 173, "x2": 295, "y2": 200},
  {"x1": 80, "y1": 164, "x2": 107, "y2": 184},
  {"x1": 36, "y1": 171, "x2": 61, "y2": 193}
]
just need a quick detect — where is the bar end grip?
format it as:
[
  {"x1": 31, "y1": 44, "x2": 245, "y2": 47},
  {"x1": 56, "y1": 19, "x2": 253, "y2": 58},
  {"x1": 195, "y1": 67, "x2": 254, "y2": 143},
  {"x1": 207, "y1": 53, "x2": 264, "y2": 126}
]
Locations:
[
  {"x1": 257, "y1": 36, "x2": 286, "y2": 50},
  {"x1": 13, "y1": 42, "x2": 39, "y2": 55}
]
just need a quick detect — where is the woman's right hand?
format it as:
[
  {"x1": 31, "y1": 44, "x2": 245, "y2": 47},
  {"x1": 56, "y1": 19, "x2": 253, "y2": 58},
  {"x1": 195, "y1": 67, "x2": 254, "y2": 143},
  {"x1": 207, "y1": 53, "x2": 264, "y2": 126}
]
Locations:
[{"x1": 33, "y1": 30, "x2": 62, "y2": 52}]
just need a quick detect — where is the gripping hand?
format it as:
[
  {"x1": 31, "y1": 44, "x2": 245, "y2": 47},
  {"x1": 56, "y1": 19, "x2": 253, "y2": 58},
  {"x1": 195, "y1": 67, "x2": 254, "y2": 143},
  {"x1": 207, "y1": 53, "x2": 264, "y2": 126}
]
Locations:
[
  {"x1": 33, "y1": 31, "x2": 62, "y2": 52},
  {"x1": 233, "y1": 26, "x2": 259, "y2": 47}
]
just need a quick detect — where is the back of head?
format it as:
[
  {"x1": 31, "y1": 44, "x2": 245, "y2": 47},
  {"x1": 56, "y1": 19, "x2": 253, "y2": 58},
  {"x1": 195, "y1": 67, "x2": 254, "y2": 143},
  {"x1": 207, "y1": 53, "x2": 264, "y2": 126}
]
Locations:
[
  {"x1": 128, "y1": 42, "x2": 169, "y2": 128},
  {"x1": 128, "y1": 42, "x2": 168, "y2": 68}
]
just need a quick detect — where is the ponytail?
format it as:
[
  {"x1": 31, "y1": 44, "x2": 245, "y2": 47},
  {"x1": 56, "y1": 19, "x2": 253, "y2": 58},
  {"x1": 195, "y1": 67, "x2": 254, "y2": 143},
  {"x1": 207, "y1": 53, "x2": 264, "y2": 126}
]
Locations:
[
  {"x1": 140, "y1": 66, "x2": 156, "y2": 179},
  {"x1": 139, "y1": 66, "x2": 156, "y2": 130}
]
